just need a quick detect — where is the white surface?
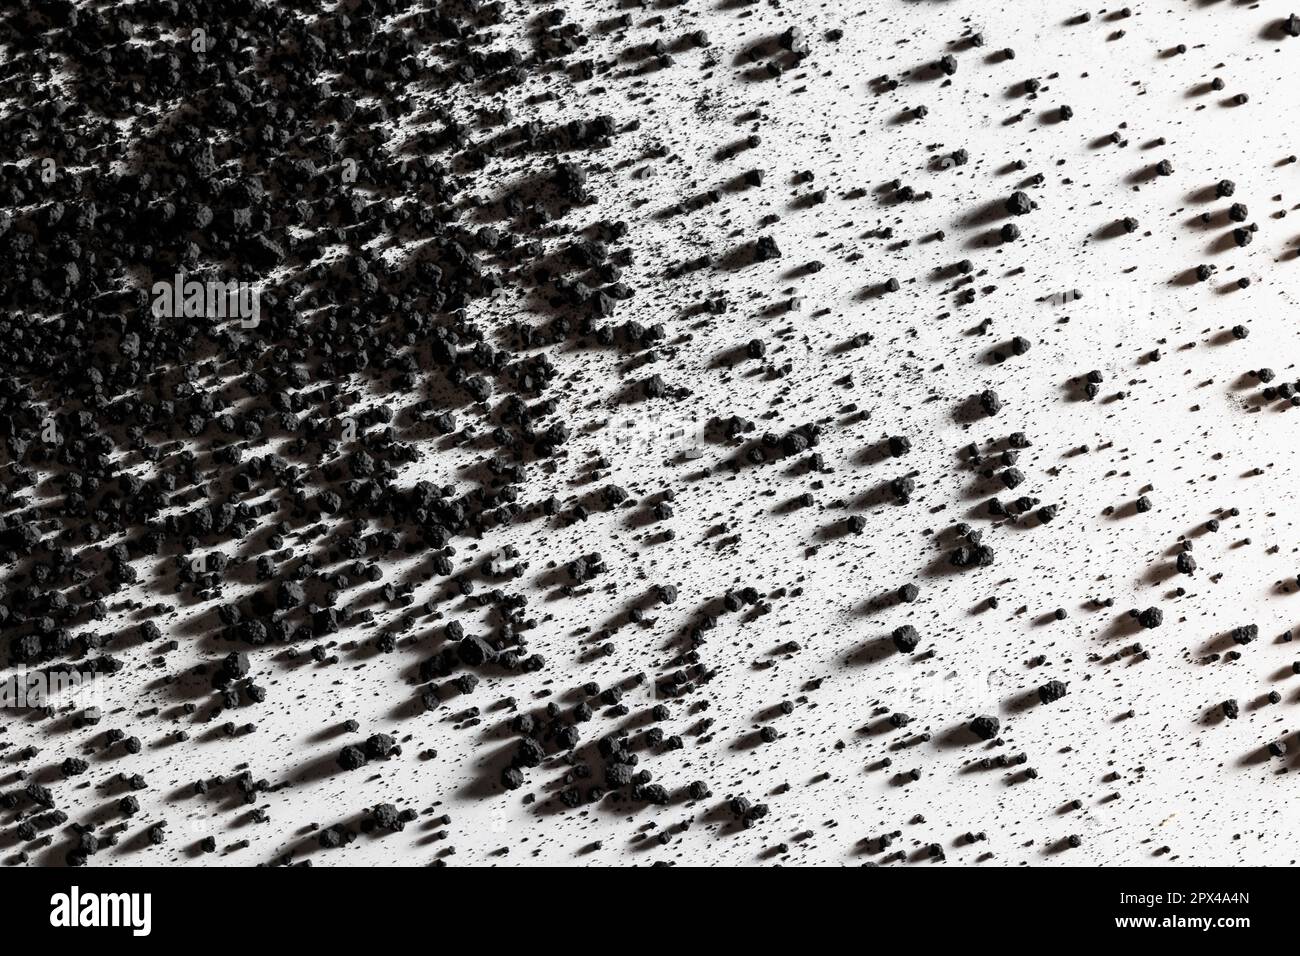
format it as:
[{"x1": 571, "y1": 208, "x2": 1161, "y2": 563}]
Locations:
[{"x1": 7, "y1": 0, "x2": 1300, "y2": 866}]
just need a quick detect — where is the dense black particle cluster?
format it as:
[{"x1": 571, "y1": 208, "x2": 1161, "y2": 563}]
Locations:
[{"x1": 0, "y1": 0, "x2": 713, "y2": 864}]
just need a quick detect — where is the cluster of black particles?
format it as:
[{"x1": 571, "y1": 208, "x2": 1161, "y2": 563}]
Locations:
[{"x1": 0, "y1": 0, "x2": 730, "y2": 864}]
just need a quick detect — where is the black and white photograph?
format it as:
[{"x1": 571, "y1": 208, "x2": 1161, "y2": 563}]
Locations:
[{"x1": 0, "y1": 0, "x2": 1290, "y2": 936}]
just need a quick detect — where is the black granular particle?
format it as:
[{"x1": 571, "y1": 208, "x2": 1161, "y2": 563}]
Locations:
[
  {"x1": 1006, "y1": 191, "x2": 1034, "y2": 216},
  {"x1": 1039, "y1": 680, "x2": 1068, "y2": 704},
  {"x1": 1231, "y1": 624, "x2": 1258, "y2": 645},
  {"x1": 969, "y1": 715, "x2": 1000, "y2": 740},
  {"x1": 754, "y1": 235, "x2": 782, "y2": 261},
  {"x1": 338, "y1": 746, "x2": 367, "y2": 772},
  {"x1": 1221, "y1": 699, "x2": 1239, "y2": 720},
  {"x1": 1137, "y1": 607, "x2": 1164, "y2": 629},
  {"x1": 502, "y1": 767, "x2": 526, "y2": 791},
  {"x1": 892, "y1": 625, "x2": 921, "y2": 653},
  {"x1": 365, "y1": 734, "x2": 399, "y2": 760},
  {"x1": 980, "y1": 390, "x2": 1003, "y2": 416}
]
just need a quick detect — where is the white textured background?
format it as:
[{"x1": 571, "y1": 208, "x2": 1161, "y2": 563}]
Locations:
[{"x1": 7, "y1": 0, "x2": 1300, "y2": 866}]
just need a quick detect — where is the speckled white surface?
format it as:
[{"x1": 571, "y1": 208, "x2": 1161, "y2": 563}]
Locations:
[{"x1": 6, "y1": 0, "x2": 1300, "y2": 867}]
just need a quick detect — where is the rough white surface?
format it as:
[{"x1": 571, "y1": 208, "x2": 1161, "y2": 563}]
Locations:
[{"x1": 8, "y1": 0, "x2": 1300, "y2": 866}]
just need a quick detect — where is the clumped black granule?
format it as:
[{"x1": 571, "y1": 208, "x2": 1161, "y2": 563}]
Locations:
[
  {"x1": 1230, "y1": 624, "x2": 1258, "y2": 646},
  {"x1": 1038, "y1": 680, "x2": 1067, "y2": 704},
  {"x1": 1136, "y1": 607, "x2": 1164, "y2": 630},
  {"x1": 892, "y1": 625, "x2": 921, "y2": 653}
]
